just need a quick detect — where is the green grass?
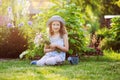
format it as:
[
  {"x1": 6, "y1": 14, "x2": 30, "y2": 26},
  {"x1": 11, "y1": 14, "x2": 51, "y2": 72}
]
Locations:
[{"x1": 0, "y1": 50, "x2": 120, "y2": 80}]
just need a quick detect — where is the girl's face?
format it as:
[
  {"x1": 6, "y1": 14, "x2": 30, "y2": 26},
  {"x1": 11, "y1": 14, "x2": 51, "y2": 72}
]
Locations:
[{"x1": 51, "y1": 21, "x2": 61, "y2": 33}]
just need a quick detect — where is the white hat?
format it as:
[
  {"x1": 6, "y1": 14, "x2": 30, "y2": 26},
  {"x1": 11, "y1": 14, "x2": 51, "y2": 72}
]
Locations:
[{"x1": 46, "y1": 15, "x2": 65, "y2": 27}]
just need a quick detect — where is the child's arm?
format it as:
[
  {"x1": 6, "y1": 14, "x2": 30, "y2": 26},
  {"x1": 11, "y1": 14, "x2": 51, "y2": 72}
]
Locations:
[
  {"x1": 57, "y1": 34, "x2": 69, "y2": 52},
  {"x1": 44, "y1": 44, "x2": 55, "y2": 53}
]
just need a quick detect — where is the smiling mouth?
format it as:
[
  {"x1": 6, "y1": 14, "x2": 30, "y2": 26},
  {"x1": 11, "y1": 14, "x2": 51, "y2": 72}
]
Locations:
[{"x1": 54, "y1": 28, "x2": 58, "y2": 30}]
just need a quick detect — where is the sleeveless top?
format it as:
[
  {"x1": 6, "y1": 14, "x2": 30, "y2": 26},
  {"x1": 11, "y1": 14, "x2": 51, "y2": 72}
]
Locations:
[{"x1": 46, "y1": 36, "x2": 66, "y2": 61}]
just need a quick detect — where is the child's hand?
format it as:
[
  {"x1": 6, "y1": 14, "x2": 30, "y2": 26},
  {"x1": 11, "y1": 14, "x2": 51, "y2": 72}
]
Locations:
[
  {"x1": 56, "y1": 48, "x2": 61, "y2": 53},
  {"x1": 50, "y1": 44, "x2": 61, "y2": 53},
  {"x1": 50, "y1": 43, "x2": 57, "y2": 49}
]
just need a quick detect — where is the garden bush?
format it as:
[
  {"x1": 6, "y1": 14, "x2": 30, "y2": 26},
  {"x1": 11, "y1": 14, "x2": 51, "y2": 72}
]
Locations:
[
  {"x1": 58, "y1": 4, "x2": 88, "y2": 56},
  {"x1": 96, "y1": 17, "x2": 120, "y2": 52},
  {"x1": 17, "y1": 20, "x2": 47, "y2": 59},
  {"x1": 0, "y1": 27, "x2": 28, "y2": 58},
  {"x1": 34, "y1": 3, "x2": 89, "y2": 57}
]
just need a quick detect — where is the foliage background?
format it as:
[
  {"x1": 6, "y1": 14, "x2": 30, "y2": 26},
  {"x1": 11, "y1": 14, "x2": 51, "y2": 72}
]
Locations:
[{"x1": 0, "y1": 0, "x2": 120, "y2": 59}]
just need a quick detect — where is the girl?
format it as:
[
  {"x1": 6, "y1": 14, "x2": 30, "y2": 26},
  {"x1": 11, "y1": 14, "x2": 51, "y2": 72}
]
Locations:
[{"x1": 31, "y1": 15, "x2": 69, "y2": 66}]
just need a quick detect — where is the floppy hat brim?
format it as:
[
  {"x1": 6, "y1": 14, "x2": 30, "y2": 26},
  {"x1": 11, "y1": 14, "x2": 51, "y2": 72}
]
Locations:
[{"x1": 46, "y1": 15, "x2": 65, "y2": 27}]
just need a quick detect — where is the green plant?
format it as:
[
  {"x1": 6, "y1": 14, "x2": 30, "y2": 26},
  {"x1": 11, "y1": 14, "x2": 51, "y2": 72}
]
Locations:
[
  {"x1": 111, "y1": 17, "x2": 120, "y2": 41},
  {"x1": 97, "y1": 17, "x2": 120, "y2": 52},
  {"x1": 96, "y1": 27, "x2": 115, "y2": 39},
  {"x1": 103, "y1": 49, "x2": 120, "y2": 61},
  {"x1": 83, "y1": 47, "x2": 96, "y2": 55},
  {"x1": 58, "y1": 3, "x2": 88, "y2": 55},
  {"x1": 19, "y1": 45, "x2": 44, "y2": 60},
  {"x1": 19, "y1": 32, "x2": 50, "y2": 59},
  {"x1": 36, "y1": 3, "x2": 88, "y2": 56},
  {"x1": 0, "y1": 26, "x2": 10, "y2": 45}
]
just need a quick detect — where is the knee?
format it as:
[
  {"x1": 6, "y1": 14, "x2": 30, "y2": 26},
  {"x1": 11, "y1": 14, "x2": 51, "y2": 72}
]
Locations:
[
  {"x1": 55, "y1": 56, "x2": 63, "y2": 62},
  {"x1": 45, "y1": 58, "x2": 56, "y2": 65}
]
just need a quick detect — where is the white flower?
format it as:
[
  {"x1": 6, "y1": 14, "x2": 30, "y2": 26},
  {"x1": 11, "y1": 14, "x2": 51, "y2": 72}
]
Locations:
[
  {"x1": 34, "y1": 33, "x2": 43, "y2": 46},
  {"x1": 19, "y1": 50, "x2": 29, "y2": 59},
  {"x1": 34, "y1": 33, "x2": 50, "y2": 47}
]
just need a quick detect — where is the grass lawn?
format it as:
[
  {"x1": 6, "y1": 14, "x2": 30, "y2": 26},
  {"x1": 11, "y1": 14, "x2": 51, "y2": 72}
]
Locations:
[
  {"x1": 0, "y1": 56, "x2": 120, "y2": 80},
  {"x1": 0, "y1": 50, "x2": 120, "y2": 80}
]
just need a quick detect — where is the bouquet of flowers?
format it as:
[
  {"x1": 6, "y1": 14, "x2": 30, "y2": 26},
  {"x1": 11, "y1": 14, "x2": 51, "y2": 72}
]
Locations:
[
  {"x1": 19, "y1": 33, "x2": 50, "y2": 59},
  {"x1": 34, "y1": 33, "x2": 61, "y2": 53},
  {"x1": 34, "y1": 33, "x2": 50, "y2": 47}
]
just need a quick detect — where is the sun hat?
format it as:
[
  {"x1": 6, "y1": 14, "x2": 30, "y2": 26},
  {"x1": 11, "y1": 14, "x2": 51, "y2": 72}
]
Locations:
[{"x1": 46, "y1": 15, "x2": 65, "y2": 27}]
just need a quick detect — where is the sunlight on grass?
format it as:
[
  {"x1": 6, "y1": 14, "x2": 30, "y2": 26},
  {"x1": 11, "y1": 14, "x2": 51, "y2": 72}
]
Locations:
[
  {"x1": 103, "y1": 50, "x2": 120, "y2": 61},
  {"x1": 0, "y1": 57, "x2": 120, "y2": 80}
]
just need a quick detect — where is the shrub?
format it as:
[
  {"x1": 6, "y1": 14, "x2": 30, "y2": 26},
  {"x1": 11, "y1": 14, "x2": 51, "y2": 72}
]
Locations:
[
  {"x1": 96, "y1": 17, "x2": 120, "y2": 52},
  {"x1": 34, "y1": 3, "x2": 88, "y2": 57},
  {"x1": 57, "y1": 4, "x2": 87, "y2": 55},
  {"x1": 19, "y1": 45, "x2": 44, "y2": 60},
  {"x1": 0, "y1": 27, "x2": 28, "y2": 58},
  {"x1": 0, "y1": 26, "x2": 10, "y2": 46}
]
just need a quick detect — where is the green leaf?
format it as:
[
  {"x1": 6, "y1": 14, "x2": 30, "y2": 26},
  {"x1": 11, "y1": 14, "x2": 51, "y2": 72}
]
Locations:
[
  {"x1": 70, "y1": 38, "x2": 76, "y2": 44},
  {"x1": 68, "y1": 49, "x2": 73, "y2": 54}
]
